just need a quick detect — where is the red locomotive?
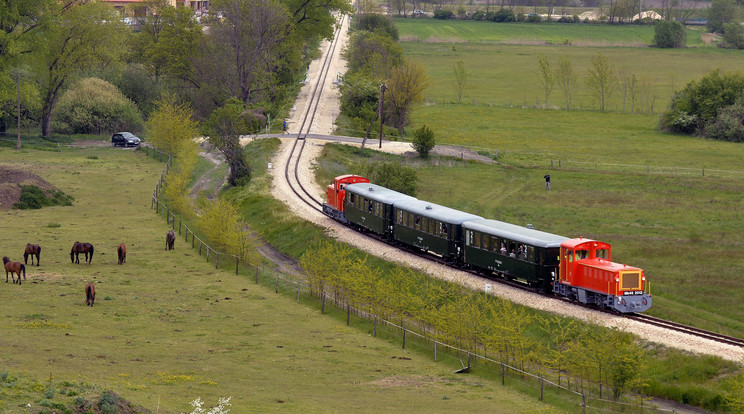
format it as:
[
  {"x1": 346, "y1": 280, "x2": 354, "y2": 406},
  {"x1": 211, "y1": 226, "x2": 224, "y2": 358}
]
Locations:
[
  {"x1": 554, "y1": 238, "x2": 651, "y2": 312},
  {"x1": 323, "y1": 174, "x2": 369, "y2": 223}
]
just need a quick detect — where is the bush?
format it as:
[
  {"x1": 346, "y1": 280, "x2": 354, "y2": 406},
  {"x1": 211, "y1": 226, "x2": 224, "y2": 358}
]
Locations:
[
  {"x1": 653, "y1": 20, "x2": 687, "y2": 48},
  {"x1": 412, "y1": 124, "x2": 435, "y2": 158},
  {"x1": 98, "y1": 391, "x2": 118, "y2": 414},
  {"x1": 704, "y1": 97, "x2": 744, "y2": 142},
  {"x1": 526, "y1": 13, "x2": 542, "y2": 23},
  {"x1": 719, "y1": 22, "x2": 744, "y2": 49},
  {"x1": 13, "y1": 185, "x2": 74, "y2": 210},
  {"x1": 355, "y1": 161, "x2": 418, "y2": 195},
  {"x1": 661, "y1": 69, "x2": 744, "y2": 135},
  {"x1": 433, "y1": 9, "x2": 454, "y2": 19},
  {"x1": 471, "y1": 10, "x2": 486, "y2": 20},
  {"x1": 54, "y1": 77, "x2": 143, "y2": 134},
  {"x1": 358, "y1": 14, "x2": 399, "y2": 41},
  {"x1": 489, "y1": 8, "x2": 516, "y2": 22}
]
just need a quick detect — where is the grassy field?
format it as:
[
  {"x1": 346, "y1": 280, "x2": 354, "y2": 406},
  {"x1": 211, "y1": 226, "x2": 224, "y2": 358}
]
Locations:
[
  {"x1": 393, "y1": 20, "x2": 744, "y2": 112},
  {"x1": 395, "y1": 18, "x2": 707, "y2": 47},
  {"x1": 0, "y1": 146, "x2": 560, "y2": 413}
]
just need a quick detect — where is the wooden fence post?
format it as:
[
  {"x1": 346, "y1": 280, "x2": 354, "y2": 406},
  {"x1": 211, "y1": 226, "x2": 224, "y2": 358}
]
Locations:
[
  {"x1": 373, "y1": 316, "x2": 377, "y2": 337},
  {"x1": 297, "y1": 281, "x2": 300, "y2": 302},
  {"x1": 192, "y1": 234, "x2": 195, "y2": 248},
  {"x1": 346, "y1": 304, "x2": 350, "y2": 325},
  {"x1": 434, "y1": 341, "x2": 437, "y2": 361},
  {"x1": 275, "y1": 275, "x2": 278, "y2": 293},
  {"x1": 236, "y1": 256, "x2": 239, "y2": 275},
  {"x1": 402, "y1": 327, "x2": 406, "y2": 349},
  {"x1": 321, "y1": 292, "x2": 326, "y2": 314},
  {"x1": 501, "y1": 363, "x2": 505, "y2": 385},
  {"x1": 215, "y1": 253, "x2": 219, "y2": 269},
  {"x1": 540, "y1": 376, "x2": 544, "y2": 401},
  {"x1": 199, "y1": 241, "x2": 202, "y2": 255},
  {"x1": 206, "y1": 246, "x2": 210, "y2": 262},
  {"x1": 171, "y1": 215, "x2": 175, "y2": 230}
]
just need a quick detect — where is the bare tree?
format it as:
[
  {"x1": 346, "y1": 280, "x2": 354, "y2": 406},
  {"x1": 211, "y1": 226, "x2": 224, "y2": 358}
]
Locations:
[{"x1": 453, "y1": 61, "x2": 467, "y2": 104}]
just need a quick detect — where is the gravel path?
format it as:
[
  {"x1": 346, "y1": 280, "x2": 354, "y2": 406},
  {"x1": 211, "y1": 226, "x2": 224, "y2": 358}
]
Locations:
[{"x1": 267, "y1": 12, "x2": 744, "y2": 363}]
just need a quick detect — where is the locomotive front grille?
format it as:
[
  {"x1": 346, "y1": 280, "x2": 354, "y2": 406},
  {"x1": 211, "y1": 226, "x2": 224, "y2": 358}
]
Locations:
[{"x1": 620, "y1": 271, "x2": 641, "y2": 290}]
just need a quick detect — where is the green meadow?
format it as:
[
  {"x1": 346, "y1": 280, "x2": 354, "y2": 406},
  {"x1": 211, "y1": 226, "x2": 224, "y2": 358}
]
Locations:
[
  {"x1": 395, "y1": 20, "x2": 743, "y2": 112},
  {"x1": 0, "y1": 146, "x2": 558, "y2": 413}
]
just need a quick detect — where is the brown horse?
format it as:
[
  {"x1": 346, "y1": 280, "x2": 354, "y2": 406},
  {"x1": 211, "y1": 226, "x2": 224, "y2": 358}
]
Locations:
[
  {"x1": 117, "y1": 243, "x2": 127, "y2": 265},
  {"x1": 70, "y1": 242, "x2": 94, "y2": 264},
  {"x1": 3, "y1": 256, "x2": 25, "y2": 285},
  {"x1": 85, "y1": 282, "x2": 96, "y2": 306},
  {"x1": 166, "y1": 230, "x2": 175, "y2": 250},
  {"x1": 24, "y1": 243, "x2": 41, "y2": 266}
]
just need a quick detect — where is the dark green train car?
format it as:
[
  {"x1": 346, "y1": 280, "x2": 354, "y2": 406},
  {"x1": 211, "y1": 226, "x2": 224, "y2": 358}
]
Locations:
[
  {"x1": 463, "y1": 219, "x2": 567, "y2": 290},
  {"x1": 392, "y1": 198, "x2": 482, "y2": 262},
  {"x1": 344, "y1": 183, "x2": 416, "y2": 239}
]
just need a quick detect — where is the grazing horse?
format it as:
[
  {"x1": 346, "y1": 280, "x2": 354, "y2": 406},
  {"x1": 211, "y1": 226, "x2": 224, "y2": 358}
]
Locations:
[
  {"x1": 85, "y1": 282, "x2": 96, "y2": 307},
  {"x1": 24, "y1": 244, "x2": 41, "y2": 266},
  {"x1": 165, "y1": 230, "x2": 175, "y2": 250},
  {"x1": 117, "y1": 243, "x2": 127, "y2": 265},
  {"x1": 70, "y1": 242, "x2": 95, "y2": 264},
  {"x1": 3, "y1": 256, "x2": 25, "y2": 285}
]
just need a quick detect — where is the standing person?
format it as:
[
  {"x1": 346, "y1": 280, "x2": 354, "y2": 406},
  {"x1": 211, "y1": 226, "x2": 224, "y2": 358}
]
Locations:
[
  {"x1": 544, "y1": 173, "x2": 551, "y2": 190},
  {"x1": 283, "y1": 119, "x2": 288, "y2": 134}
]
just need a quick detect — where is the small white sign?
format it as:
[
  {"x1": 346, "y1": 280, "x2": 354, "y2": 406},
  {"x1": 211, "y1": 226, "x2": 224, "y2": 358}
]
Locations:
[
  {"x1": 485, "y1": 284, "x2": 492, "y2": 293},
  {"x1": 268, "y1": 162, "x2": 273, "y2": 169}
]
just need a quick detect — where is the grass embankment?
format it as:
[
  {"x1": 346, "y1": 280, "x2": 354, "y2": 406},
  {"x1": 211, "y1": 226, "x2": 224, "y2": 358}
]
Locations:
[{"x1": 0, "y1": 145, "x2": 557, "y2": 413}]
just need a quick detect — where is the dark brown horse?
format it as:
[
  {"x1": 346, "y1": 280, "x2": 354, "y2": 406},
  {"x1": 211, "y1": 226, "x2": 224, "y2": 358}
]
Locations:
[
  {"x1": 117, "y1": 243, "x2": 127, "y2": 265},
  {"x1": 166, "y1": 230, "x2": 175, "y2": 250},
  {"x1": 3, "y1": 256, "x2": 25, "y2": 285},
  {"x1": 85, "y1": 282, "x2": 96, "y2": 306},
  {"x1": 24, "y1": 243, "x2": 41, "y2": 266},
  {"x1": 70, "y1": 242, "x2": 94, "y2": 264}
]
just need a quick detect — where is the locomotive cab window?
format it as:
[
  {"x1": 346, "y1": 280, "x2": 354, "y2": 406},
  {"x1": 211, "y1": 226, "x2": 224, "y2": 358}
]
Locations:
[
  {"x1": 596, "y1": 248, "x2": 609, "y2": 260},
  {"x1": 576, "y1": 249, "x2": 588, "y2": 260}
]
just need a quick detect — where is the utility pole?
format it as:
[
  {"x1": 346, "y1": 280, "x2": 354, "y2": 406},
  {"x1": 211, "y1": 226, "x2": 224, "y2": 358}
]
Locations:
[
  {"x1": 16, "y1": 71, "x2": 21, "y2": 150},
  {"x1": 378, "y1": 84, "x2": 386, "y2": 149}
]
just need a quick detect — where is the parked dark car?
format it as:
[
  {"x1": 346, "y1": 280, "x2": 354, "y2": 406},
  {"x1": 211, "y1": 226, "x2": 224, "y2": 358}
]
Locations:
[{"x1": 111, "y1": 132, "x2": 141, "y2": 147}]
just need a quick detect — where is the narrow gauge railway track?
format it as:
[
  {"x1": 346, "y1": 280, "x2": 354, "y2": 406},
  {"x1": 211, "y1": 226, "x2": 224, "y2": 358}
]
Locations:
[
  {"x1": 279, "y1": 16, "x2": 744, "y2": 353},
  {"x1": 626, "y1": 313, "x2": 744, "y2": 348},
  {"x1": 284, "y1": 16, "x2": 346, "y2": 213}
]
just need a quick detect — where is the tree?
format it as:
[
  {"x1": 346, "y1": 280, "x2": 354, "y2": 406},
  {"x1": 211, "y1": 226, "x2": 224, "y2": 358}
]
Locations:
[
  {"x1": 707, "y1": 0, "x2": 739, "y2": 34},
  {"x1": 453, "y1": 61, "x2": 467, "y2": 105},
  {"x1": 411, "y1": 124, "x2": 435, "y2": 158},
  {"x1": 704, "y1": 95, "x2": 744, "y2": 142},
  {"x1": 720, "y1": 22, "x2": 744, "y2": 49},
  {"x1": 202, "y1": 99, "x2": 255, "y2": 186},
  {"x1": 54, "y1": 77, "x2": 143, "y2": 134},
  {"x1": 35, "y1": 1, "x2": 128, "y2": 136},
  {"x1": 207, "y1": 0, "x2": 292, "y2": 107},
  {"x1": 653, "y1": 20, "x2": 687, "y2": 48},
  {"x1": 145, "y1": 93, "x2": 199, "y2": 156},
  {"x1": 555, "y1": 56, "x2": 578, "y2": 110},
  {"x1": 537, "y1": 55, "x2": 554, "y2": 108},
  {"x1": 586, "y1": 54, "x2": 615, "y2": 111},
  {"x1": 386, "y1": 59, "x2": 430, "y2": 135}
]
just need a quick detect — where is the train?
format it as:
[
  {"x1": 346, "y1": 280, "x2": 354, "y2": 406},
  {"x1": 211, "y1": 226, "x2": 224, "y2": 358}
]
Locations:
[{"x1": 323, "y1": 174, "x2": 652, "y2": 313}]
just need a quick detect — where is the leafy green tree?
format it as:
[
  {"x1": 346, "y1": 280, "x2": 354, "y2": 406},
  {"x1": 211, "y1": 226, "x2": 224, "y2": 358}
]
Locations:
[
  {"x1": 146, "y1": 93, "x2": 199, "y2": 155},
  {"x1": 653, "y1": 20, "x2": 687, "y2": 48},
  {"x1": 357, "y1": 13, "x2": 399, "y2": 41},
  {"x1": 54, "y1": 77, "x2": 143, "y2": 134},
  {"x1": 720, "y1": 22, "x2": 744, "y2": 49},
  {"x1": 537, "y1": 55, "x2": 554, "y2": 108},
  {"x1": 201, "y1": 98, "x2": 255, "y2": 186},
  {"x1": 555, "y1": 56, "x2": 577, "y2": 110},
  {"x1": 707, "y1": 0, "x2": 740, "y2": 34},
  {"x1": 661, "y1": 69, "x2": 744, "y2": 135},
  {"x1": 356, "y1": 161, "x2": 417, "y2": 195},
  {"x1": 454, "y1": 61, "x2": 467, "y2": 105},
  {"x1": 35, "y1": 1, "x2": 128, "y2": 136},
  {"x1": 411, "y1": 124, "x2": 435, "y2": 158},
  {"x1": 586, "y1": 54, "x2": 615, "y2": 112},
  {"x1": 344, "y1": 31, "x2": 402, "y2": 79},
  {"x1": 386, "y1": 59, "x2": 430, "y2": 135},
  {"x1": 198, "y1": 198, "x2": 259, "y2": 264}
]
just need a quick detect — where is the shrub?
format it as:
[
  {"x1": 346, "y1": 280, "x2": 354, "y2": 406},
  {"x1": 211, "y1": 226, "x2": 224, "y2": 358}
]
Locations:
[
  {"x1": 54, "y1": 77, "x2": 143, "y2": 134},
  {"x1": 719, "y1": 22, "x2": 744, "y2": 49},
  {"x1": 433, "y1": 9, "x2": 454, "y2": 19},
  {"x1": 13, "y1": 185, "x2": 74, "y2": 210},
  {"x1": 98, "y1": 391, "x2": 118, "y2": 414},
  {"x1": 355, "y1": 161, "x2": 418, "y2": 196},
  {"x1": 358, "y1": 14, "x2": 399, "y2": 41},
  {"x1": 490, "y1": 8, "x2": 516, "y2": 22},
  {"x1": 526, "y1": 13, "x2": 542, "y2": 23},
  {"x1": 471, "y1": 10, "x2": 486, "y2": 20},
  {"x1": 412, "y1": 124, "x2": 435, "y2": 158},
  {"x1": 653, "y1": 20, "x2": 687, "y2": 48},
  {"x1": 704, "y1": 96, "x2": 744, "y2": 142}
]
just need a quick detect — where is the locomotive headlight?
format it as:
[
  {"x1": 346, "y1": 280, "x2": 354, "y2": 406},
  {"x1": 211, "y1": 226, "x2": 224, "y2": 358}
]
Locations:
[
  {"x1": 642, "y1": 276, "x2": 646, "y2": 281},
  {"x1": 615, "y1": 277, "x2": 620, "y2": 283},
  {"x1": 551, "y1": 271, "x2": 555, "y2": 277}
]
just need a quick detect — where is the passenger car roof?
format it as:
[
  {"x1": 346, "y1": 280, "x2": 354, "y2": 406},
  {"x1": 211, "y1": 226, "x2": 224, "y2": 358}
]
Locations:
[
  {"x1": 346, "y1": 183, "x2": 416, "y2": 204},
  {"x1": 463, "y1": 219, "x2": 568, "y2": 248},
  {"x1": 393, "y1": 198, "x2": 483, "y2": 224}
]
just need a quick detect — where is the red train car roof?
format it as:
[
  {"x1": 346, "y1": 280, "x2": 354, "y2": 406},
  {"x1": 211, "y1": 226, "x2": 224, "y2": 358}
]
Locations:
[
  {"x1": 334, "y1": 174, "x2": 369, "y2": 184},
  {"x1": 561, "y1": 238, "x2": 610, "y2": 250}
]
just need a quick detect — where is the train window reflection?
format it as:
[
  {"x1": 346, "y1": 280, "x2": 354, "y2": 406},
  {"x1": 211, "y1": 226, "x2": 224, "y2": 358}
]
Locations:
[{"x1": 596, "y1": 249, "x2": 608, "y2": 259}]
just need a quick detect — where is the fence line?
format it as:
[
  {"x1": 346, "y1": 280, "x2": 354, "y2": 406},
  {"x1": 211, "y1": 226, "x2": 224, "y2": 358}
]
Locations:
[
  {"x1": 139, "y1": 145, "x2": 676, "y2": 413},
  {"x1": 548, "y1": 158, "x2": 743, "y2": 179},
  {"x1": 143, "y1": 145, "x2": 241, "y2": 275}
]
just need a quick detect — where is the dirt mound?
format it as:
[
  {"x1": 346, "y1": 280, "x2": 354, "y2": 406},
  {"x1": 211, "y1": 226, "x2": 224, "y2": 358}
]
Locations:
[{"x1": 0, "y1": 166, "x2": 60, "y2": 209}]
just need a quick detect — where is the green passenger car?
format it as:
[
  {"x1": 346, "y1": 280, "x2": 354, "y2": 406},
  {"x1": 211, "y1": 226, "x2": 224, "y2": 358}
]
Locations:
[
  {"x1": 392, "y1": 198, "x2": 482, "y2": 262},
  {"x1": 462, "y1": 219, "x2": 567, "y2": 289},
  {"x1": 344, "y1": 183, "x2": 416, "y2": 239}
]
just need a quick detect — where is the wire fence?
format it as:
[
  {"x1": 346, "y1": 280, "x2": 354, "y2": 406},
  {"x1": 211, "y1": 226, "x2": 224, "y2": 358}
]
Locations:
[
  {"x1": 547, "y1": 158, "x2": 744, "y2": 179},
  {"x1": 141, "y1": 145, "x2": 679, "y2": 414}
]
